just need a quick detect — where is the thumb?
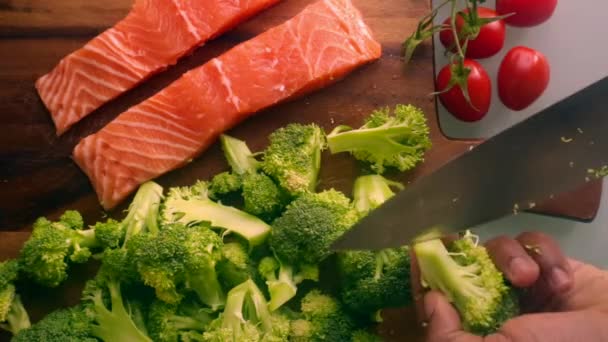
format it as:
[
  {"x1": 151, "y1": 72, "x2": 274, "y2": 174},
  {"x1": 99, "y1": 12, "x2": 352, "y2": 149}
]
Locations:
[{"x1": 424, "y1": 291, "x2": 482, "y2": 342}]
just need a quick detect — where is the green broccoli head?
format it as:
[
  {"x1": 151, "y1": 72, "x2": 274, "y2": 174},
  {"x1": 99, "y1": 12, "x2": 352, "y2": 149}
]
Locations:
[
  {"x1": 271, "y1": 189, "x2": 359, "y2": 265},
  {"x1": 258, "y1": 256, "x2": 319, "y2": 312},
  {"x1": 339, "y1": 247, "x2": 412, "y2": 317},
  {"x1": 290, "y1": 290, "x2": 355, "y2": 342},
  {"x1": 216, "y1": 241, "x2": 263, "y2": 291},
  {"x1": 202, "y1": 279, "x2": 289, "y2": 342},
  {"x1": 147, "y1": 299, "x2": 214, "y2": 342},
  {"x1": 261, "y1": 123, "x2": 325, "y2": 196},
  {"x1": 59, "y1": 210, "x2": 85, "y2": 230},
  {"x1": 12, "y1": 305, "x2": 92, "y2": 342},
  {"x1": 93, "y1": 219, "x2": 125, "y2": 249},
  {"x1": 241, "y1": 172, "x2": 290, "y2": 222},
  {"x1": 128, "y1": 223, "x2": 225, "y2": 310},
  {"x1": 0, "y1": 259, "x2": 23, "y2": 332},
  {"x1": 19, "y1": 214, "x2": 98, "y2": 287},
  {"x1": 352, "y1": 329, "x2": 383, "y2": 342},
  {"x1": 161, "y1": 182, "x2": 271, "y2": 248},
  {"x1": 327, "y1": 104, "x2": 431, "y2": 174},
  {"x1": 413, "y1": 231, "x2": 519, "y2": 335},
  {"x1": 209, "y1": 172, "x2": 243, "y2": 201}
]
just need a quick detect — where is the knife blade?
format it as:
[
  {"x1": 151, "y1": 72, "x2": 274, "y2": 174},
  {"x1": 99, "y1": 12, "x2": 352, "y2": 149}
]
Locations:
[{"x1": 332, "y1": 76, "x2": 608, "y2": 251}]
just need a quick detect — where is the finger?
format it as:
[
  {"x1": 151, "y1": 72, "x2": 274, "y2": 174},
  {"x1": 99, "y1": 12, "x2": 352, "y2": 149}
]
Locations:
[
  {"x1": 409, "y1": 249, "x2": 426, "y2": 325},
  {"x1": 516, "y1": 232, "x2": 574, "y2": 294},
  {"x1": 497, "y1": 310, "x2": 608, "y2": 342},
  {"x1": 485, "y1": 235, "x2": 540, "y2": 288},
  {"x1": 424, "y1": 291, "x2": 483, "y2": 342}
]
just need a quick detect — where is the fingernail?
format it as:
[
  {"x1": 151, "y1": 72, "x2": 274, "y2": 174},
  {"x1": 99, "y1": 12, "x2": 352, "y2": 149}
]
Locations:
[
  {"x1": 549, "y1": 267, "x2": 571, "y2": 292},
  {"x1": 424, "y1": 294, "x2": 437, "y2": 320}
]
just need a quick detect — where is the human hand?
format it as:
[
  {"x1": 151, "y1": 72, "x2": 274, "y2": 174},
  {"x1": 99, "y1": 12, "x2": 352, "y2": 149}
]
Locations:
[{"x1": 413, "y1": 232, "x2": 608, "y2": 342}]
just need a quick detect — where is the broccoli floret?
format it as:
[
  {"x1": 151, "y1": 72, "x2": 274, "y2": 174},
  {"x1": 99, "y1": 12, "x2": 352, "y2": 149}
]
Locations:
[
  {"x1": 216, "y1": 242, "x2": 263, "y2": 291},
  {"x1": 290, "y1": 290, "x2": 355, "y2": 342},
  {"x1": 12, "y1": 305, "x2": 94, "y2": 342},
  {"x1": 258, "y1": 256, "x2": 318, "y2": 311},
  {"x1": 0, "y1": 259, "x2": 30, "y2": 336},
  {"x1": 82, "y1": 250, "x2": 152, "y2": 342},
  {"x1": 122, "y1": 181, "x2": 164, "y2": 243},
  {"x1": 261, "y1": 123, "x2": 325, "y2": 196},
  {"x1": 202, "y1": 279, "x2": 289, "y2": 341},
  {"x1": 213, "y1": 134, "x2": 290, "y2": 222},
  {"x1": 128, "y1": 223, "x2": 225, "y2": 310},
  {"x1": 351, "y1": 329, "x2": 382, "y2": 342},
  {"x1": 327, "y1": 104, "x2": 431, "y2": 174},
  {"x1": 93, "y1": 219, "x2": 124, "y2": 249},
  {"x1": 413, "y1": 231, "x2": 520, "y2": 335},
  {"x1": 271, "y1": 189, "x2": 359, "y2": 265},
  {"x1": 147, "y1": 299, "x2": 214, "y2": 342},
  {"x1": 209, "y1": 172, "x2": 242, "y2": 200},
  {"x1": 161, "y1": 182, "x2": 271, "y2": 247},
  {"x1": 339, "y1": 175, "x2": 412, "y2": 318},
  {"x1": 59, "y1": 210, "x2": 85, "y2": 230},
  {"x1": 19, "y1": 212, "x2": 96, "y2": 286}
]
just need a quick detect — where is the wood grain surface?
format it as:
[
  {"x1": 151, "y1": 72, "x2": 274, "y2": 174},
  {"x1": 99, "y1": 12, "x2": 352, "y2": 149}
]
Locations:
[{"x1": 0, "y1": 0, "x2": 602, "y2": 341}]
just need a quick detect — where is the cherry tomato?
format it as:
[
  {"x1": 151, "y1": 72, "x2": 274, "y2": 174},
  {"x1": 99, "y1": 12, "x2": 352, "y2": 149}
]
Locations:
[
  {"x1": 498, "y1": 46, "x2": 550, "y2": 111},
  {"x1": 496, "y1": 0, "x2": 558, "y2": 27},
  {"x1": 437, "y1": 59, "x2": 491, "y2": 122},
  {"x1": 439, "y1": 7, "x2": 506, "y2": 59}
]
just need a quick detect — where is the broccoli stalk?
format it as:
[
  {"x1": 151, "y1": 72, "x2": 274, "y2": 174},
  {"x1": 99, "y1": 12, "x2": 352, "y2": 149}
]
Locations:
[
  {"x1": 258, "y1": 256, "x2": 319, "y2": 311},
  {"x1": 338, "y1": 175, "x2": 413, "y2": 319},
  {"x1": 221, "y1": 134, "x2": 260, "y2": 175},
  {"x1": 217, "y1": 241, "x2": 264, "y2": 291},
  {"x1": 413, "y1": 231, "x2": 519, "y2": 335},
  {"x1": 128, "y1": 223, "x2": 225, "y2": 310},
  {"x1": 0, "y1": 287, "x2": 30, "y2": 335},
  {"x1": 122, "y1": 181, "x2": 164, "y2": 243},
  {"x1": 83, "y1": 249, "x2": 152, "y2": 342},
  {"x1": 147, "y1": 299, "x2": 214, "y2": 342},
  {"x1": 161, "y1": 182, "x2": 271, "y2": 247},
  {"x1": 261, "y1": 123, "x2": 325, "y2": 196},
  {"x1": 202, "y1": 279, "x2": 290, "y2": 341},
  {"x1": 326, "y1": 104, "x2": 432, "y2": 174}
]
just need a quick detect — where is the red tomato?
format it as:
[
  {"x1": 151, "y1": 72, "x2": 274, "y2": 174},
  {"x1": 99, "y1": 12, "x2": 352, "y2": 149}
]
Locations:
[
  {"x1": 437, "y1": 59, "x2": 492, "y2": 122},
  {"x1": 439, "y1": 7, "x2": 506, "y2": 59},
  {"x1": 496, "y1": 0, "x2": 558, "y2": 27},
  {"x1": 498, "y1": 46, "x2": 550, "y2": 111}
]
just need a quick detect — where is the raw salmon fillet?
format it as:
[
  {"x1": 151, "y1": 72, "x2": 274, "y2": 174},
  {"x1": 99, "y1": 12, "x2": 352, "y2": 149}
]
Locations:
[
  {"x1": 73, "y1": 0, "x2": 382, "y2": 209},
  {"x1": 36, "y1": 0, "x2": 279, "y2": 135}
]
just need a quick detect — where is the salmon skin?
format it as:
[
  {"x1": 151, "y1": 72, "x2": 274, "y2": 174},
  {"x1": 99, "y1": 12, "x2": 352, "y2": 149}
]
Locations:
[
  {"x1": 73, "y1": 0, "x2": 382, "y2": 210},
  {"x1": 36, "y1": 0, "x2": 280, "y2": 135}
]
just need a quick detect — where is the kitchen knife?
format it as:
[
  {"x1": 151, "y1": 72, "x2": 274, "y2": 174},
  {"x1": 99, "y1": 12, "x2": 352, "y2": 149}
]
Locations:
[{"x1": 332, "y1": 76, "x2": 608, "y2": 251}]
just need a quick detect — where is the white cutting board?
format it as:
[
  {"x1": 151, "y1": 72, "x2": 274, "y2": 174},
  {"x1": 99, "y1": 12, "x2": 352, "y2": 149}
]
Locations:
[
  {"x1": 431, "y1": 0, "x2": 608, "y2": 268},
  {"x1": 432, "y1": 0, "x2": 608, "y2": 139}
]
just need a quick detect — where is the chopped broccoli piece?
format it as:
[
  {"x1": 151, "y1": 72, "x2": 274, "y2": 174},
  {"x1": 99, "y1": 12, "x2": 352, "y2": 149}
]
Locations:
[
  {"x1": 271, "y1": 189, "x2": 359, "y2": 265},
  {"x1": 212, "y1": 134, "x2": 290, "y2": 222},
  {"x1": 12, "y1": 305, "x2": 94, "y2": 342},
  {"x1": 258, "y1": 256, "x2": 318, "y2": 311},
  {"x1": 217, "y1": 241, "x2": 263, "y2": 291},
  {"x1": 0, "y1": 260, "x2": 29, "y2": 335},
  {"x1": 209, "y1": 172, "x2": 242, "y2": 200},
  {"x1": 202, "y1": 279, "x2": 290, "y2": 341},
  {"x1": 289, "y1": 290, "x2": 355, "y2": 342},
  {"x1": 59, "y1": 210, "x2": 84, "y2": 230},
  {"x1": 161, "y1": 182, "x2": 271, "y2": 247},
  {"x1": 128, "y1": 223, "x2": 225, "y2": 309},
  {"x1": 327, "y1": 104, "x2": 431, "y2": 174},
  {"x1": 339, "y1": 175, "x2": 412, "y2": 318},
  {"x1": 147, "y1": 299, "x2": 214, "y2": 342},
  {"x1": 122, "y1": 181, "x2": 164, "y2": 243},
  {"x1": 261, "y1": 123, "x2": 325, "y2": 196},
  {"x1": 82, "y1": 250, "x2": 152, "y2": 342},
  {"x1": 351, "y1": 329, "x2": 382, "y2": 342},
  {"x1": 413, "y1": 231, "x2": 520, "y2": 335},
  {"x1": 92, "y1": 219, "x2": 124, "y2": 249}
]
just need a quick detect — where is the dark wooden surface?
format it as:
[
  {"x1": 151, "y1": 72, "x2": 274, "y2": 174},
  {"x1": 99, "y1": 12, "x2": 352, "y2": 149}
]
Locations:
[{"x1": 0, "y1": 0, "x2": 602, "y2": 341}]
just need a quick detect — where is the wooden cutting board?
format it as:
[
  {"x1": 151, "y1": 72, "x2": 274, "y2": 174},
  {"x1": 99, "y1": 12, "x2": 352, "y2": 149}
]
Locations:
[{"x1": 0, "y1": 0, "x2": 602, "y2": 341}]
